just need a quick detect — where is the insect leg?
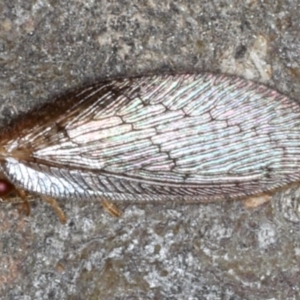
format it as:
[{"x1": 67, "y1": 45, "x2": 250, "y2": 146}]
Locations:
[
  {"x1": 41, "y1": 196, "x2": 67, "y2": 224},
  {"x1": 15, "y1": 189, "x2": 31, "y2": 216},
  {"x1": 243, "y1": 194, "x2": 271, "y2": 208},
  {"x1": 101, "y1": 200, "x2": 123, "y2": 217}
]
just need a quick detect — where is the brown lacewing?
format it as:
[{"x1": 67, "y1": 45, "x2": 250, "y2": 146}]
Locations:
[{"x1": 0, "y1": 73, "x2": 300, "y2": 222}]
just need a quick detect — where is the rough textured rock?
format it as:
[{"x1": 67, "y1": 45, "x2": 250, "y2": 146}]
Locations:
[{"x1": 0, "y1": 0, "x2": 300, "y2": 299}]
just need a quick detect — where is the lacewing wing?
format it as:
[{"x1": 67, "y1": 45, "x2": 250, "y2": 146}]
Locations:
[{"x1": 0, "y1": 73, "x2": 300, "y2": 215}]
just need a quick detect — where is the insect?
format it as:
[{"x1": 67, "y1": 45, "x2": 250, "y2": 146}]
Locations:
[{"x1": 0, "y1": 73, "x2": 299, "y2": 222}]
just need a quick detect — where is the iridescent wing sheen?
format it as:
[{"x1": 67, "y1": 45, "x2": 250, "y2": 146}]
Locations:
[{"x1": 2, "y1": 73, "x2": 300, "y2": 202}]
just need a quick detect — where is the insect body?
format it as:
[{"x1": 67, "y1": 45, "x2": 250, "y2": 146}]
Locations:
[{"x1": 0, "y1": 73, "x2": 299, "y2": 216}]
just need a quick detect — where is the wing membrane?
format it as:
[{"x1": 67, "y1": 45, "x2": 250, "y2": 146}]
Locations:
[{"x1": 3, "y1": 73, "x2": 300, "y2": 201}]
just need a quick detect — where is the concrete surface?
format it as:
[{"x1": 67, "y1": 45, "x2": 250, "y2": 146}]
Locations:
[{"x1": 0, "y1": 0, "x2": 300, "y2": 299}]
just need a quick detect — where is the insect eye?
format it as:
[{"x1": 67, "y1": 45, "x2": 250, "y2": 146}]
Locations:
[{"x1": 0, "y1": 179, "x2": 15, "y2": 197}]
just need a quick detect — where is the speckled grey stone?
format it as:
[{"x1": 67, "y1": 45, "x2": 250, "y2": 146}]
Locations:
[{"x1": 0, "y1": 1, "x2": 300, "y2": 299}]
